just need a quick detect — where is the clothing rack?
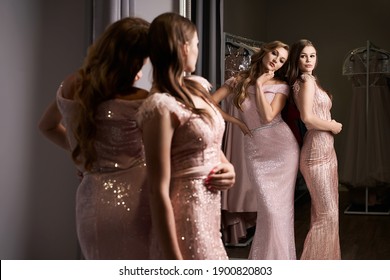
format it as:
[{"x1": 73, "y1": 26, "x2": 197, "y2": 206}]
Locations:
[
  {"x1": 342, "y1": 40, "x2": 390, "y2": 215},
  {"x1": 224, "y1": 32, "x2": 263, "y2": 51},
  {"x1": 222, "y1": 33, "x2": 263, "y2": 82}
]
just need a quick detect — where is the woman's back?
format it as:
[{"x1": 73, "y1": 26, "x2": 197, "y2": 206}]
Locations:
[{"x1": 56, "y1": 81, "x2": 151, "y2": 259}]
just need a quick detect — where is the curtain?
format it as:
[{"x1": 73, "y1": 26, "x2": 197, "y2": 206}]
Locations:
[
  {"x1": 88, "y1": 0, "x2": 135, "y2": 44},
  {"x1": 191, "y1": 0, "x2": 224, "y2": 89}
]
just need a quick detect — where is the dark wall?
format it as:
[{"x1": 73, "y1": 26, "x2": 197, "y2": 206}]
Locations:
[{"x1": 0, "y1": 0, "x2": 86, "y2": 259}]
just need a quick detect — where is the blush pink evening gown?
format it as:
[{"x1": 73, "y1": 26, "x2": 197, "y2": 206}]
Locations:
[
  {"x1": 136, "y1": 93, "x2": 228, "y2": 260},
  {"x1": 225, "y1": 79, "x2": 299, "y2": 259},
  {"x1": 220, "y1": 92, "x2": 257, "y2": 244},
  {"x1": 293, "y1": 75, "x2": 341, "y2": 260},
  {"x1": 57, "y1": 84, "x2": 151, "y2": 259}
]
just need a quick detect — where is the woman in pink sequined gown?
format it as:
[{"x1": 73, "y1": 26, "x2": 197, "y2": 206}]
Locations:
[
  {"x1": 38, "y1": 18, "x2": 152, "y2": 259},
  {"x1": 137, "y1": 12, "x2": 235, "y2": 260},
  {"x1": 287, "y1": 39, "x2": 342, "y2": 259},
  {"x1": 213, "y1": 41, "x2": 299, "y2": 260}
]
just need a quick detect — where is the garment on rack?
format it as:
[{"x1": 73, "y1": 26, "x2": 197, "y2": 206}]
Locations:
[
  {"x1": 340, "y1": 44, "x2": 390, "y2": 188},
  {"x1": 221, "y1": 33, "x2": 262, "y2": 245},
  {"x1": 220, "y1": 92, "x2": 257, "y2": 244},
  {"x1": 342, "y1": 46, "x2": 390, "y2": 77},
  {"x1": 224, "y1": 33, "x2": 261, "y2": 81},
  {"x1": 224, "y1": 42, "x2": 255, "y2": 80}
]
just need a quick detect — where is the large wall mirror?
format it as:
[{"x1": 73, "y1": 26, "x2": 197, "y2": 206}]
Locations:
[{"x1": 192, "y1": 0, "x2": 390, "y2": 259}]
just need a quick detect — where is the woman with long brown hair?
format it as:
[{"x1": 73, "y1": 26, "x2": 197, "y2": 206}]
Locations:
[
  {"x1": 137, "y1": 12, "x2": 235, "y2": 260},
  {"x1": 38, "y1": 17, "x2": 151, "y2": 259},
  {"x1": 287, "y1": 39, "x2": 342, "y2": 259},
  {"x1": 213, "y1": 41, "x2": 299, "y2": 259}
]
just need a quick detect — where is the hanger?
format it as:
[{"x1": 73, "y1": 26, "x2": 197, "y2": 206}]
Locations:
[{"x1": 342, "y1": 42, "x2": 390, "y2": 75}]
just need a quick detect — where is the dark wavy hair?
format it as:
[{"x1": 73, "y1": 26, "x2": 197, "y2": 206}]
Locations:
[
  {"x1": 72, "y1": 17, "x2": 150, "y2": 171},
  {"x1": 286, "y1": 39, "x2": 331, "y2": 98}
]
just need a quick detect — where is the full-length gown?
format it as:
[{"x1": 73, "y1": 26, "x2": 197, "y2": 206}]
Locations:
[
  {"x1": 136, "y1": 92, "x2": 228, "y2": 260},
  {"x1": 220, "y1": 40, "x2": 260, "y2": 245},
  {"x1": 57, "y1": 84, "x2": 151, "y2": 259},
  {"x1": 340, "y1": 47, "x2": 390, "y2": 194},
  {"x1": 225, "y1": 79, "x2": 299, "y2": 260},
  {"x1": 220, "y1": 93, "x2": 257, "y2": 245},
  {"x1": 293, "y1": 75, "x2": 341, "y2": 260}
]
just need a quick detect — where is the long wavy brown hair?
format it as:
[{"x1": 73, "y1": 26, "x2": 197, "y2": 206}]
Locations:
[
  {"x1": 286, "y1": 39, "x2": 331, "y2": 99},
  {"x1": 148, "y1": 12, "x2": 214, "y2": 120},
  {"x1": 71, "y1": 17, "x2": 149, "y2": 171},
  {"x1": 231, "y1": 41, "x2": 289, "y2": 111}
]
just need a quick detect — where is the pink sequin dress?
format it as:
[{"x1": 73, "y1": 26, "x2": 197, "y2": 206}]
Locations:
[
  {"x1": 293, "y1": 75, "x2": 341, "y2": 260},
  {"x1": 136, "y1": 93, "x2": 228, "y2": 260},
  {"x1": 57, "y1": 85, "x2": 151, "y2": 259},
  {"x1": 226, "y1": 79, "x2": 299, "y2": 260}
]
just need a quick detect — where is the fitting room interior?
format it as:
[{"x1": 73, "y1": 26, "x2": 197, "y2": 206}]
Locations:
[{"x1": 1, "y1": 0, "x2": 389, "y2": 260}]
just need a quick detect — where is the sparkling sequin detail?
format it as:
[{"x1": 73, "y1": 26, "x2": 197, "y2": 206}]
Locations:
[
  {"x1": 137, "y1": 93, "x2": 228, "y2": 260},
  {"x1": 293, "y1": 77, "x2": 341, "y2": 260},
  {"x1": 225, "y1": 80, "x2": 299, "y2": 260},
  {"x1": 56, "y1": 87, "x2": 151, "y2": 259},
  {"x1": 102, "y1": 179, "x2": 134, "y2": 211}
]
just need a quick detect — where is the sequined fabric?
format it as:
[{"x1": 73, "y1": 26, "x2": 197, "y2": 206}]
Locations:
[
  {"x1": 293, "y1": 76, "x2": 341, "y2": 260},
  {"x1": 225, "y1": 79, "x2": 299, "y2": 259},
  {"x1": 137, "y1": 93, "x2": 228, "y2": 260},
  {"x1": 56, "y1": 85, "x2": 151, "y2": 259}
]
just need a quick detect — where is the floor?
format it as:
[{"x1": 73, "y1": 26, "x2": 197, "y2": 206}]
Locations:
[{"x1": 225, "y1": 188, "x2": 390, "y2": 260}]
